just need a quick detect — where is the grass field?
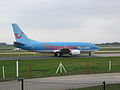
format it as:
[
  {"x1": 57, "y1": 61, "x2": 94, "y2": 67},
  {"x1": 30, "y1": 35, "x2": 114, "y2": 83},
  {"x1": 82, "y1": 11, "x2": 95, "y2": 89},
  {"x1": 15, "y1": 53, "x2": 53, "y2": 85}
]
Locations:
[
  {"x1": 99, "y1": 48, "x2": 120, "y2": 51},
  {"x1": 0, "y1": 57, "x2": 120, "y2": 79},
  {"x1": 95, "y1": 52, "x2": 120, "y2": 54},
  {"x1": 96, "y1": 45, "x2": 120, "y2": 47}
]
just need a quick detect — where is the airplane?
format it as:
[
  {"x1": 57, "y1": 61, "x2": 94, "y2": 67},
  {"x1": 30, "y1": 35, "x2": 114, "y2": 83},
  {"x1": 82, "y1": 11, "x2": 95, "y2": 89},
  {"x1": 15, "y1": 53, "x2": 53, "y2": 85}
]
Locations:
[{"x1": 12, "y1": 24, "x2": 100, "y2": 57}]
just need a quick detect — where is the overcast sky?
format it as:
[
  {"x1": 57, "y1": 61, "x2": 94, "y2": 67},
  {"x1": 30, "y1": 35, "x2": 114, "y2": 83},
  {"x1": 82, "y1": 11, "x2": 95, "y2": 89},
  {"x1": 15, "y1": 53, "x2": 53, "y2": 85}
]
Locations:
[{"x1": 0, "y1": 0, "x2": 120, "y2": 44}]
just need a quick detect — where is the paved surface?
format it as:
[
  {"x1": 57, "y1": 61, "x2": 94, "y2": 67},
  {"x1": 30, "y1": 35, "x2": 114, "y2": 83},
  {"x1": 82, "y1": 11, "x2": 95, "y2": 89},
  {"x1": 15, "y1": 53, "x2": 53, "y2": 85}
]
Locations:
[
  {"x1": 0, "y1": 53, "x2": 120, "y2": 60},
  {"x1": 96, "y1": 51, "x2": 120, "y2": 52},
  {"x1": 0, "y1": 73, "x2": 120, "y2": 90},
  {"x1": 94, "y1": 53, "x2": 120, "y2": 57},
  {"x1": 0, "y1": 55, "x2": 56, "y2": 60}
]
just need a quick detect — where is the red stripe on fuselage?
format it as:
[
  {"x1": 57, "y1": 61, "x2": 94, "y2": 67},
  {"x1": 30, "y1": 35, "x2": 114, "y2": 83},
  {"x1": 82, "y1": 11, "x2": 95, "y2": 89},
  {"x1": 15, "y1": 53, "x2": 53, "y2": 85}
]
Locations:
[{"x1": 43, "y1": 46, "x2": 77, "y2": 50}]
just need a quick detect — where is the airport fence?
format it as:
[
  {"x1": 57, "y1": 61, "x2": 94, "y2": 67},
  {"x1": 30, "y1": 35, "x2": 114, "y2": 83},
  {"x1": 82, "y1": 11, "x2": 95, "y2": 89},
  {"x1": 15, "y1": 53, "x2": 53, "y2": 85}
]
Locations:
[
  {"x1": 0, "y1": 78, "x2": 120, "y2": 90},
  {"x1": 1, "y1": 59, "x2": 120, "y2": 79}
]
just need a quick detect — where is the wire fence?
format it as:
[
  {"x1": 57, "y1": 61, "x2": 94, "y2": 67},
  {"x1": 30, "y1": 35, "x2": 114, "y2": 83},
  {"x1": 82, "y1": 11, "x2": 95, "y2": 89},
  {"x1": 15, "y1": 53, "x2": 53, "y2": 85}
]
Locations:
[
  {"x1": 0, "y1": 59, "x2": 120, "y2": 79},
  {"x1": 0, "y1": 78, "x2": 120, "y2": 90}
]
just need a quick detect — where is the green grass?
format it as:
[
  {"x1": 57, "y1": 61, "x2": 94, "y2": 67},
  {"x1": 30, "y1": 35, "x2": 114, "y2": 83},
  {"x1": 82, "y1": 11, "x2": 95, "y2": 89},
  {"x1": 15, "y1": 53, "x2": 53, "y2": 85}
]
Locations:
[
  {"x1": 95, "y1": 52, "x2": 120, "y2": 54},
  {"x1": 96, "y1": 45, "x2": 120, "y2": 47},
  {"x1": 0, "y1": 49, "x2": 13, "y2": 50},
  {"x1": 0, "y1": 50, "x2": 27, "y2": 53},
  {"x1": 0, "y1": 57, "x2": 120, "y2": 79},
  {"x1": 99, "y1": 48, "x2": 120, "y2": 51},
  {"x1": 0, "y1": 46, "x2": 14, "y2": 51},
  {"x1": 70, "y1": 84, "x2": 120, "y2": 90}
]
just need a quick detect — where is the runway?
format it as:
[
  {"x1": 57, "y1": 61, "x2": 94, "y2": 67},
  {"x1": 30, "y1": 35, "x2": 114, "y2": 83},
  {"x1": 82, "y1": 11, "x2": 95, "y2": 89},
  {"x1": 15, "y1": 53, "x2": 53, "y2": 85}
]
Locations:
[
  {"x1": 0, "y1": 55, "x2": 56, "y2": 60},
  {"x1": 0, "y1": 73, "x2": 120, "y2": 90},
  {"x1": 0, "y1": 53, "x2": 120, "y2": 60}
]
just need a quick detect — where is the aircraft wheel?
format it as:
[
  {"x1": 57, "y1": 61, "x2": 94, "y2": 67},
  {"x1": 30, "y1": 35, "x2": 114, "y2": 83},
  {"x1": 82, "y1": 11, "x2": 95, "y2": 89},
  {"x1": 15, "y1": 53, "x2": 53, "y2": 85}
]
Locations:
[
  {"x1": 54, "y1": 52, "x2": 58, "y2": 57},
  {"x1": 69, "y1": 53, "x2": 72, "y2": 56},
  {"x1": 89, "y1": 52, "x2": 91, "y2": 56},
  {"x1": 58, "y1": 52, "x2": 63, "y2": 57}
]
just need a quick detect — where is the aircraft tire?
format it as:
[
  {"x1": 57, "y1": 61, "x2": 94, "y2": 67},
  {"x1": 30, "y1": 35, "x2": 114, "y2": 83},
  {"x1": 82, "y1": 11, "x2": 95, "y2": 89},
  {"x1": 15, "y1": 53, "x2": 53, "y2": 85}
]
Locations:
[
  {"x1": 89, "y1": 52, "x2": 91, "y2": 56},
  {"x1": 54, "y1": 52, "x2": 58, "y2": 57},
  {"x1": 58, "y1": 52, "x2": 63, "y2": 57}
]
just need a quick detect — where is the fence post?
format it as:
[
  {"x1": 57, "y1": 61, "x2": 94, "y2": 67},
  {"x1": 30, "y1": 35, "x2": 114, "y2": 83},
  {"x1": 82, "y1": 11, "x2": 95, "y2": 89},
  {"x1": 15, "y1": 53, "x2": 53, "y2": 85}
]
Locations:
[
  {"x1": 16, "y1": 61, "x2": 19, "y2": 77},
  {"x1": 2, "y1": 66, "x2": 5, "y2": 79},
  {"x1": 18, "y1": 78, "x2": 24, "y2": 90},
  {"x1": 103, "y1": 81, "x2": 106, "y2": 90}
]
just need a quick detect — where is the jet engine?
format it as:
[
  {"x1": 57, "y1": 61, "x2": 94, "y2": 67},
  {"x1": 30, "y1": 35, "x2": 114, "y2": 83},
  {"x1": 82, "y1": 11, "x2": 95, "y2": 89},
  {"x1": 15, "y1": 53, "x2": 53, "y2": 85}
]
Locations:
[{"x1": 70, "y1": 50, "x2": 81, "y2": 55}]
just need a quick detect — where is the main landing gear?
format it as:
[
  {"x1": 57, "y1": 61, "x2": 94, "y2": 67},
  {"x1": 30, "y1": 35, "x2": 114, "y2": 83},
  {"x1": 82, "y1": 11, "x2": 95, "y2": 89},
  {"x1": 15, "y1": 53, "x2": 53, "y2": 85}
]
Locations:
[
  {"x1": 89, "y1": 52, "x2": 91, "y2": 56},
  {"x1": 54, "y1": 52, "x2": 63, "y2": 57},
  {"x1": 54, "y1": 48, "x2": 71, "y2": 57}
]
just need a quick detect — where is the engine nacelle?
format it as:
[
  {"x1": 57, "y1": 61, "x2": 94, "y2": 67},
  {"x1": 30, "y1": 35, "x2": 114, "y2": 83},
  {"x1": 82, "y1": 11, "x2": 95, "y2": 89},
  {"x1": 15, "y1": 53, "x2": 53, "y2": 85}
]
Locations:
[{"x1": 70, "y1": 50, "x2": 81, "y2": 55}]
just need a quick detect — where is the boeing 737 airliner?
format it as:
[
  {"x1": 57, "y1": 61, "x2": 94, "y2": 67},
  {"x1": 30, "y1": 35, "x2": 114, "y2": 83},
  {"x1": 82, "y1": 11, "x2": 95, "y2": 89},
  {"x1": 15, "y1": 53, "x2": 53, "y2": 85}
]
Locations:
[{"x1": 12, "y1": 24, "x2": 99, "y2": 56}]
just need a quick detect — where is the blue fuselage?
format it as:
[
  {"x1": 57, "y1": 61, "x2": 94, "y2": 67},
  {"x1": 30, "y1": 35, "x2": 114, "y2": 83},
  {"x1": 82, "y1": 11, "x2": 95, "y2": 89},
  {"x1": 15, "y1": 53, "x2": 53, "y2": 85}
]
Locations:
[{"x1": 15, "y1": 41, "x2": 100, "y2": 53}]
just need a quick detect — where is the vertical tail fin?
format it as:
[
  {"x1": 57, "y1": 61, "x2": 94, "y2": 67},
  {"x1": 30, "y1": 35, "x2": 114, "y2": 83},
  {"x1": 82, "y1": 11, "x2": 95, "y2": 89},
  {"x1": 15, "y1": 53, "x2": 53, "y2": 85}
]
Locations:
[{"x1": 12, "y1": 24, "x2": 30, "y2": 43}]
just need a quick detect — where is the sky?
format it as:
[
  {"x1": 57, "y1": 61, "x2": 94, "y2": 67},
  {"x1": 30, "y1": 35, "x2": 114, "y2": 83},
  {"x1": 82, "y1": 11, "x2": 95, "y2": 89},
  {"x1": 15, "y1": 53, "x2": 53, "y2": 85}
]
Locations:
[{"x1": 0, "y1": 0, "x2": 120, "y2": 44}]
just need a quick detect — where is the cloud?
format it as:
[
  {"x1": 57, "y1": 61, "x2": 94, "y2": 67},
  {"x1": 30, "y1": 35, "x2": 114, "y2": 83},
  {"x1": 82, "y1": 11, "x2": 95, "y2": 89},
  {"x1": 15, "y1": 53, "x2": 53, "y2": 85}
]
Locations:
[{"x1": 0, "y1": 0, "x2": 120, "y2": 43}]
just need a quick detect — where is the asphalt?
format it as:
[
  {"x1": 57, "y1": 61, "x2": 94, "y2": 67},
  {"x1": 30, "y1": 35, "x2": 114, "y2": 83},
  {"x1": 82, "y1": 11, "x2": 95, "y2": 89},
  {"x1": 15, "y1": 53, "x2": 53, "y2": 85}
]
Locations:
[
  {"x1": 0, "y1": 53, "x2": 120, "y2": 60},
  {"x1": 0, "y1": 73, "x2": 120, "y2": 90},
  {"x1": 0, "y1": 55, "x2": 56, "y2": 60},
  {"x1": 93, "y1": 53, "x2": 120, "y2": 57}
]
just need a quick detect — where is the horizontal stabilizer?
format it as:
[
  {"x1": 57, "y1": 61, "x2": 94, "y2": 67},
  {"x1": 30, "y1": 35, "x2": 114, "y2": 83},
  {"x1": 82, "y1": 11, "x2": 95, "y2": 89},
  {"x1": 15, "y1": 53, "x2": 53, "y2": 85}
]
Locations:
[{"x1": 14, "y1": 42, "x2": 25, "y2": 46}]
